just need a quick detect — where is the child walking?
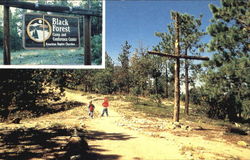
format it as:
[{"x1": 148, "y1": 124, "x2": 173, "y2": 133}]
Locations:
[
  {"x1": 88, "y1": 101, "x2": 95, "y2": 118},
  {"x1": 101, "y1": 97, "x2": 109, "y2": 117}
]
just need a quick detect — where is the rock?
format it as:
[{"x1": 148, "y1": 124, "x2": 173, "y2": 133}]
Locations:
[
  {"x1": 70, "y1": 155, "x2": 81, "y2": 160},
  {"x1": 63, "y1": 128, "x2": 89, "y2": 157},
  {"x1": 185, "y1": 151, "x2": 193, "y2": 157},
  {"x1": 234, "y1": 122, "x2": 241, "y2": 127},
  {"x1": 159, "y1": 133, "x2": 166, "y2": 138},
  {"x1": 237, "y1": 141, "x2": 248, "y2": 147},
  {"x1": 175, "y1": 124, "x2": 181, "y2": 128},
  {"x1": 12, "y1": 118, "x2": 21, "y2": 124},
  {"x1": 173, "y1": 122, "x2": 181, "y2": 125},
  {"x1": 172, "y1": 122, "x2": 181, "y2": 128},
  {"x1": 181, "y1": 125, "x2": 189, "y2": 130},
  {"x1": 117, "y1": 123, "x2": 125, "y2": 127},
  {"x1": 246, "y1": 131, "x2": 250, "y2": 135},
  {"x1": 159, "y1": 125, "x2": 166, "y2": 130}
]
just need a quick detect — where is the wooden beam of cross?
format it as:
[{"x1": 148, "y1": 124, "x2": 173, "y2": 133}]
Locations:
[
  {"x1": 148, "y1": 12, "x2": 209, "y2": 122},
  {"x1": 148, "y1": 51, "x2": 209, "y2": 61}
]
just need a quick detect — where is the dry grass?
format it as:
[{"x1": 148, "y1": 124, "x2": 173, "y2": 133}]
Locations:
[{"x1": 180, "y1": 145, "x2": 205, "y2": 155}]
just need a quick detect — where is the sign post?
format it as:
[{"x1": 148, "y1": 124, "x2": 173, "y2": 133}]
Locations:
[
  {"x1": 0, "y1": 0, "x2": 101, "y2": 65},
  {"x1": 84, "y1": 0, "x2": 91, "y2": 65},
  {"x1": 23, "y1": 13, "x2": 80, "y2": 49},
  {"x1": 3, "y1": 5, "x2": 10, "y2": 65}
]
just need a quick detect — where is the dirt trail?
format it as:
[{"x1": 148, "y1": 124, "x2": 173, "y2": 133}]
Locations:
[
  {"x1": 64, "y1": 91, "x2": 183, "y2": 159},
  {"x1": 65, "y1": 90, "x2": 250, "y2": 160},
  {"x1": 85, "y1": 104, "x2": 184, "y2": 160}
]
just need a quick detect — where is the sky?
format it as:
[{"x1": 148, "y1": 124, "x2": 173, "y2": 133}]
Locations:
[{"x1": 106, "y1": 0, "x2": 221, "y2": 63}]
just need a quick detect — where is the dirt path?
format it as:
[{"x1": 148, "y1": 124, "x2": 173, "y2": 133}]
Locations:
[
  {"x1": 67, "y1": 91, "x2": 250, "y2": 160},
  {"x1": 85, "y1": 104, "x2": 184, "y2": 160},
  {"x1": 64, "y1": 90, "x2": 184, "y2": 159}
]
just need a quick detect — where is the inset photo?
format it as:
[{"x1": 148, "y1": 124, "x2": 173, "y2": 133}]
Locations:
[{"x1": 0, "y1": 0, "x2": 104, "y2": 68}]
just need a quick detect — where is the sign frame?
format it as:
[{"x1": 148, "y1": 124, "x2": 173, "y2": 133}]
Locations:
[{"x1": 23, "y1": 13, "x2": 81, "y2": 50}]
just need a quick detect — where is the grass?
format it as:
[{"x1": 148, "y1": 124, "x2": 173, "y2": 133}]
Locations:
[
  {"x1": 180, "y1": 145, "x2": 205, "y2": 155},
  {"x1": 121, "y1": 95, "x2": 250, "y2": 134},
  {"x1": 125, "y1": 96, "x2": 174, "y2": 118},
  {"x1": 86, "y1": 96, "x2": 93, "y2": 100},
  {"x1": 124, "y1": 95, "x2": 212, "y2": 120},
  {"x1": 105, "y1": 96, "x2": 115, "y2": 101},
  {"x1": 0, "y1": 48, "x2": 101, "y2": 65},
  {"x1": 123, "y1": 96, "x2": 241, "y2": 127},
  {"x1": 51, "y1": 122, "x2": 67, "y2": 129}
]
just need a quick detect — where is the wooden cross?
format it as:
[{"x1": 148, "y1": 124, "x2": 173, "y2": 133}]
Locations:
[{"x1": 148, "y1": 12, "x2": 209, "y2": 122}]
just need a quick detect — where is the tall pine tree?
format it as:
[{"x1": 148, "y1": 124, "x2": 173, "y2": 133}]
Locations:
[
  {"x1": 203, "y1": 0, "x2": 250, "y2": 121},
  {"x1": 117, "y1": 41, "x2": 131, "y2": 93}
]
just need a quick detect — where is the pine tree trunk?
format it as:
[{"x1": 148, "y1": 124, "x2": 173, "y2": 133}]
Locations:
[
  {"x1": 84, "y1": 85, "x2": 87, "y2": 92},
  {"x1": 173, "y1": 13, "x2": 180, "y2": 122},
  {"x1": 184, "y1": 48, "x2": 189, "y2": 115},
  {"x1": 165, "y1": 63, "x2": 169, "y2": 98},
  {"x1": 174, "y1": 59, "x2": 180, "y2": 122},
  {"x1": 3, "y1": 5, "x2": 10, "y2": 65},
  {"x1": 155, "y1": 76, "x2": 158, "y2": 95}
]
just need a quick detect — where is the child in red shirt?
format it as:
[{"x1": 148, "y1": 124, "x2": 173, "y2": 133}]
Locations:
[
  {"x1": 101, "y1": 97, "x2": 109, "y2": 117},
  {"x1": 88, "y1": 101, "x2": 95, "y2": 118}
]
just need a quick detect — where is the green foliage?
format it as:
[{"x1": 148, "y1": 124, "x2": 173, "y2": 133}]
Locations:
[
  {"x1": 118, "y1": 41, "x2": 131, "y2": 70},
  {"x1": 51, "y1": 0, "x2": 69, "y2": 6},
  {"x1": 92, "y1": 53, "x2": 115, "y2": 94},
  {"x1": 94, "y1": 69, "x2": 114, "y2": 94},
  {"x1": 91, "y1": 34, "x2": 102, "y2": 65},
  {"x1": 90, "y1": 0, "x2": 102, "y2": 36},
  {"x1": 202, "y1": 57, "x2": 250, "y2": 121},
  {"x1": 130, "y1": 47, "x2": 157, "y2": 96},
  {"x1": 150, "y1": 94, "x2": 162, "y2": 107},
  {"x1": 0, "y1": 70, "x2": 65, "y2": 120},
  {"x1": 124, "y1": 95, "x2": 139, "y2": 103},
  {"x1": 117, "y1": 41, "x2": 132, "y2": 93},
  {"x1": 242, "y1": 100, "x2": 250, "y2": 118},
  {"x1": 128, "y1": 97, "x2": 174, "y2": 118},
  {"x1": 9, "y1": 8, "x2": 24, "y2": 51},
  {"x1": 155, "y1": 11, "x2": 205, "y2": 100},
  {"x1": 203, "y1": 0, "x2": 250, "y2": 121},
  {"x1": 0, "y1": 32, "x2": 2, "y2": 49},
  {"x1": 130, "y1": 86, "x2": 141, "y2": 98},
  {"x1": 189, "y1": 87, "x2": 203, "y2": 105}
]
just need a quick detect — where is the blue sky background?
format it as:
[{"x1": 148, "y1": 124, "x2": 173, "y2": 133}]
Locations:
[{"x1": 106, "y1": 0, "x2": 221, "y2": 64}]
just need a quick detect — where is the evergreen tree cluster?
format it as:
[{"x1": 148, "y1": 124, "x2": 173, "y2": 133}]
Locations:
[
  {"x1": 200, "y1": 0, "x2": 250, "y2": 121},
  {"x1": 0, "y1": 69, "x2": 65, "y2": 121}
]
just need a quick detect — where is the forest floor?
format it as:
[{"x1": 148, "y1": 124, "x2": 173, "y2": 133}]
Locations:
[{"x1": 0, "y1": 89, "x2": 250, "y2": 160}]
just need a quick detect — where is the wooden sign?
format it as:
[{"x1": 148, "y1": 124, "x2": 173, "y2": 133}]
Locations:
[{"x1": 23, "y1": 13, "x2": 80, "y2": 49}]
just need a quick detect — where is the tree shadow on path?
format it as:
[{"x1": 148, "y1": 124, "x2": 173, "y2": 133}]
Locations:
[
  {"x1": 86, "y1": 130, "x2": 135, "y2": 141},
  {"x1": 0, "y1": 128, "x2": 135, "y2": 160},
  {"x1": 85, "y1": 130, "x2": 135, "y2": 160},
  {"x1": 0, "y1": 126, "x2": 88, "y2": 160}
]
